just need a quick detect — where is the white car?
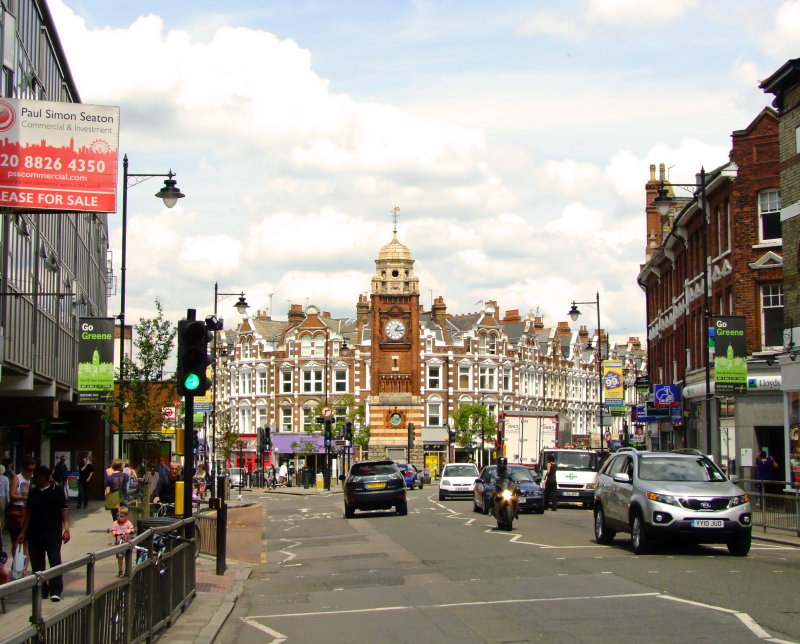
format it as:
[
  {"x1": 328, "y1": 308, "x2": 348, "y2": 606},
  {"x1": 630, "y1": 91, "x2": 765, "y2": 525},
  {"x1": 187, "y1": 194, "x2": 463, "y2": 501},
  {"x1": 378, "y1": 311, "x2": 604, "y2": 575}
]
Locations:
[{"x1": 438, "y1": 462, "x2": 480, "y2": 500}]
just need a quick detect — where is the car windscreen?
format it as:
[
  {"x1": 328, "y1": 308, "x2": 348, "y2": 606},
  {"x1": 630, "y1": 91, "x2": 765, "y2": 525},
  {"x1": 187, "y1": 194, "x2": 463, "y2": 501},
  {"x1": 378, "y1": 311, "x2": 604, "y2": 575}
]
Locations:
[
  {"x1": 638, "y1": 457, "x2": 727, "y2": 482},
  {"x1": 547, "y1": 451, "x2": 598, "y2": 471},
  {"x1": 484, "y1": 466, "x2": 534, "y2": 484},
  {"x1": 351, "y1": 464, "x2": 397, "y2": 476},
  {"x1": 444, "y1": 465, "x2": 478, "y2": 477}
]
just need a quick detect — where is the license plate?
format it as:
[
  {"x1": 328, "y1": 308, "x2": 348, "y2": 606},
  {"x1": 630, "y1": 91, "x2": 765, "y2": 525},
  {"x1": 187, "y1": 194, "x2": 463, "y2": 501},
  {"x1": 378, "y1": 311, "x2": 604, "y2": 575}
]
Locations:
[
  {"x1": 691, "y1": 519, "x2": 723, "y2": 528},
  {"x1": 562, "y1": 491, "x2": 579, "y2": 497},
  {"x1": 366, "y1": 482, "x2": 385, "y2": 489}
]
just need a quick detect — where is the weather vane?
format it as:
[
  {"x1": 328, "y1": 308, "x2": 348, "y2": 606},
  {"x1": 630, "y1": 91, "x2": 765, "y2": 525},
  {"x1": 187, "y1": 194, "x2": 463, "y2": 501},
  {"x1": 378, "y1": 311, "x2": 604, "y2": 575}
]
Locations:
[{"x1": 391, "y1": 206, "x2": 400, "y2": 234}]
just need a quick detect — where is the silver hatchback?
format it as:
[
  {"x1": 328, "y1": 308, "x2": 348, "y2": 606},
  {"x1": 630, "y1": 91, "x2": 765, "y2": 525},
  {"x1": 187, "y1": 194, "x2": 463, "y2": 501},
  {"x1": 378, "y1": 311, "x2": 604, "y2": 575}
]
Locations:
[{"x1": 593, "y1": 449, "x2": 752, "y2": 555}]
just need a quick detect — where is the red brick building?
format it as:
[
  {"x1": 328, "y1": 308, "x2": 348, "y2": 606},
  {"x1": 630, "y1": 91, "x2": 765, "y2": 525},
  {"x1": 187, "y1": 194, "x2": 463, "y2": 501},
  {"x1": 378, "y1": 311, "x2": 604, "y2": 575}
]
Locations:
[{"x1": 638, "y1": 107, "x2": 783, "y2": 470}]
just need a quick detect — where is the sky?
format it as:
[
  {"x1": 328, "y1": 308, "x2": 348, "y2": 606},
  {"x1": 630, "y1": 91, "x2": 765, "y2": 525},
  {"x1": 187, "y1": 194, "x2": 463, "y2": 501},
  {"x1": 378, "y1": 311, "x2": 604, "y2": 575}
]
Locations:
[{"x1": 48, "y1": 0, "x2": 799, "y2": 346}]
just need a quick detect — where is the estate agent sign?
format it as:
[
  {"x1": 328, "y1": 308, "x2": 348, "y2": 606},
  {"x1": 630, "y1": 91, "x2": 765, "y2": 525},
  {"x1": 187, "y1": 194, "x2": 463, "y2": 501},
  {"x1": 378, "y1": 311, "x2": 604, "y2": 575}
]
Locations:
[{"x1": 0, "y1": 98, "x2": 119, "y2": 211}]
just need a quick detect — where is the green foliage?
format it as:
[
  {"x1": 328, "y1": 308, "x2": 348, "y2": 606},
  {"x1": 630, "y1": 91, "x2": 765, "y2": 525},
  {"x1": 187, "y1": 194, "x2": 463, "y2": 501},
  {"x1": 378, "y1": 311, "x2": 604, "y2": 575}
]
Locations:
[
  {"x1": 290, "y1": 440, "x2": 317, "y2": 456},
  {"x1": 451, "y1": 403, "x2": 496, "y2": 447},
  {"x1": 105, "y1": 298, "x2": 177, "y2": 443},
  {"x1": 217, "y1": 413, "x2": 244, "y2": 463}
]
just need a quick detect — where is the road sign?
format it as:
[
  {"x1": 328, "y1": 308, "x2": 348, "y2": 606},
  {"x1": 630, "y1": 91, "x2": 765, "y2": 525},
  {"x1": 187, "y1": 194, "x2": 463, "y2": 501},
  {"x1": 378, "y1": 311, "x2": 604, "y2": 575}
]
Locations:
[
  {"x1": 322, "y1": 406, "x2": 333, "y2": 417},
  {"x1": 162, "y1": 407, "x2": 176, "y2": 420}
]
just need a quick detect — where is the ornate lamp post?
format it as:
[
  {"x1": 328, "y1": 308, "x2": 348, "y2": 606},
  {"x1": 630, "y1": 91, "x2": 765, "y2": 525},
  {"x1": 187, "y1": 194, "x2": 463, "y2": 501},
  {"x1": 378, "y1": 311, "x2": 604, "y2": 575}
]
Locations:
[
  {"x1": 118, "y1": 155, "x2": 184, "y2": 459},
  {"x1": 568, "y1": 293, "x2": 606, "y2": 453}
]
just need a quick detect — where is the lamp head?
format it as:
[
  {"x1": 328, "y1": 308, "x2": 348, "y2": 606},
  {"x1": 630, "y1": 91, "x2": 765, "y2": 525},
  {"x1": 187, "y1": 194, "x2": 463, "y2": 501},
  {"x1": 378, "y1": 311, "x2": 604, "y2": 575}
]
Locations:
[
  {"x1": 154, "y1": 172, "x2": 185, "y2": 208},
  {"x1": 568, "y1": 302, "x2": 580, "y2": 322},
  {"x1": 234, "y1": 294, "x2": 249, "y2": 315},
  {"x1": 652, "y1": 185, "x2": 675, "y2": 217}
]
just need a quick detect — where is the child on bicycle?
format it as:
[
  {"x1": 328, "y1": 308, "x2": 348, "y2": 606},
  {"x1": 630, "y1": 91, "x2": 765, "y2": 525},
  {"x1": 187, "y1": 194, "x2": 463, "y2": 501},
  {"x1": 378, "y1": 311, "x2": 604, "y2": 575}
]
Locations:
[{"x1": 110, "y1": 506, "x2": 135, "y2": 577}]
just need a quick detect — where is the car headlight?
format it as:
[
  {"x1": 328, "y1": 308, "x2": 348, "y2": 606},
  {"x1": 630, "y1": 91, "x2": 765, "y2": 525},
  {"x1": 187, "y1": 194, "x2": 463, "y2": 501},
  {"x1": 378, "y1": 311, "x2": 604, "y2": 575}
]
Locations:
[
  {"x1": 586, "y1": 482, "x2": 597, "y2": 490},
  {"x1": 442, "y1": 479, "x2": 451, "y2": 486},
  {"x1": 729, "y1": 494, "x2": 749, "y2": 507},
  {"x1": 646, "y1": 491, "x2": 681, "y2": 507}
]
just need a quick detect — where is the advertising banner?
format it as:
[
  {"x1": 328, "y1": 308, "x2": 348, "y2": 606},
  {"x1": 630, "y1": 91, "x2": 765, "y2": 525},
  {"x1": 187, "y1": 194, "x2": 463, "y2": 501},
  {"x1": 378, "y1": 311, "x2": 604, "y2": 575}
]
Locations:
[
  {"x1": 602, "y1": 360, "x2": 624, "y2": 405},
  {"x1": 77, "y1": 317, "x2": 115, "y2": 403},
  {"x1": 712, "y1": 316, "x2": 748, "y2": 395},
  {"x1": 0, "y1": 98, "x2": 119, "y2": 211}
]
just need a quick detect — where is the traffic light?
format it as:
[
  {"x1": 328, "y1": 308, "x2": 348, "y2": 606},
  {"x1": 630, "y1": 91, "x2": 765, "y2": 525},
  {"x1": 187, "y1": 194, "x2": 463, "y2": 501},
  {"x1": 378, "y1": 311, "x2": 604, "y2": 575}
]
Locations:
[
  {"x1": 264, "y1": 426, "x2": 271, "y2": 448},
  {"x1": 177, "y1": 318, "x2": 213, "y2": 396},
  {"x1": 324, "y1": 417, "x2": 333, "y2": 443},
  {"x1": 344, "y1": 420, "x2": 353, "y2": 442}
]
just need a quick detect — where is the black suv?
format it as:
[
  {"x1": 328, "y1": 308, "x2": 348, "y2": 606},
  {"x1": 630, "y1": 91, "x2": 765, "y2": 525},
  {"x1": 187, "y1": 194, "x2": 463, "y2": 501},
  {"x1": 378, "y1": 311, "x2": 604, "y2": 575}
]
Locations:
[{"x1": 343, "y1": 460, "x2": 407, "y2": 518}]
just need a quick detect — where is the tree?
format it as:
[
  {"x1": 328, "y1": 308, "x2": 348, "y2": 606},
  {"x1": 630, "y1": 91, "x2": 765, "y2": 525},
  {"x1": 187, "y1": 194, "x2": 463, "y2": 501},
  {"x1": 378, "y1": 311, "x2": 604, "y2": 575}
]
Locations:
[
  {"x1": 451, "y1": 404, "x2": 496, "y2": 465},
  {"x1": 105, "y1": 298, "x2": 177, "y2": 465},
  {"x1": 217, "y1": 413, "x2": 242, "y2": 467}
]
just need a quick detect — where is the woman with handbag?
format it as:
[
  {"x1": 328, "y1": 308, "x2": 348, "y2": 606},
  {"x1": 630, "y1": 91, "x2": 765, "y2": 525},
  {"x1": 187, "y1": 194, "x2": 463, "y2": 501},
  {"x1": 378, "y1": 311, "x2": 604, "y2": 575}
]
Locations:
[
  {"x1": 104, "y1": 459, "x2": 127, "y2": 521},
  {"x1": 6, "y1": 457, "x2": 35, "y2": 576}
]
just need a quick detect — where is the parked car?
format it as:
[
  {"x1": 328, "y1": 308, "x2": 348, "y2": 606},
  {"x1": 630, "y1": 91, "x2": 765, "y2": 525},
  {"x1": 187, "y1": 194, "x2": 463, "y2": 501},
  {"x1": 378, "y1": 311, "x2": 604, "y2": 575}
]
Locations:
[
  {"x1": 227, "y1": 467, "x2": 244, "y2": 488},
  {"x1": 343, "y1": 460, "x2": 407, "y2": 517},
  {"x1": 438, "y1": 462, "x2": 480, "y2": 500},
  {"x1": 396, "y1": 463, "x2": 424, "y2": 489},
  {"x1": 473, "y1": 464, "x2": 544, "y2": 514},
  {"x1": 593, "y1": 448, "x2": 752, "y2": 555}
]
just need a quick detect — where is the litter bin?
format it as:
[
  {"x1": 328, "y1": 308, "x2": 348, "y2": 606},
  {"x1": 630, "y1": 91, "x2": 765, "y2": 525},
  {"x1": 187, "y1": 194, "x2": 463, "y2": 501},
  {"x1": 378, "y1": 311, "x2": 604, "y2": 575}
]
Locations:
[
  {"x1": 301, "y1": 467, "x2": 311, "y2": 489},
  {"x1": 137, "y1": 516, "x2": 182, "y2": 535}
]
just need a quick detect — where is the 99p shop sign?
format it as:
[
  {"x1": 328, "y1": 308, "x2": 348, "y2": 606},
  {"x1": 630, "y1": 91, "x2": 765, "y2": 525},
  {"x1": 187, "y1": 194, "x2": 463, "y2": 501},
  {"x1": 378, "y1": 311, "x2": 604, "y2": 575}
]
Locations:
[{"x1": 0, "y1": 98, "x2": 119, "y2": 212}]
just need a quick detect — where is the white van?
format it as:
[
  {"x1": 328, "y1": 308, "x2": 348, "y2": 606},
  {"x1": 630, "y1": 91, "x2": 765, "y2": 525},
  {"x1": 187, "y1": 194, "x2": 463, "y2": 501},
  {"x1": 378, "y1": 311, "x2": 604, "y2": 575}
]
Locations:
[{"x1": 539, "y1": 448, "x2": 600, "y2": 508}]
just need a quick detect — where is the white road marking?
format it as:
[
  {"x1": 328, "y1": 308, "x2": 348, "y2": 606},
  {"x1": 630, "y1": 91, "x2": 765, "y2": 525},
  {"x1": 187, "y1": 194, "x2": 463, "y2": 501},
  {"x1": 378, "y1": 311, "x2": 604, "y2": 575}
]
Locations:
[{"x1": 241, "y1": 617, "x2": 287, "y2": 642}]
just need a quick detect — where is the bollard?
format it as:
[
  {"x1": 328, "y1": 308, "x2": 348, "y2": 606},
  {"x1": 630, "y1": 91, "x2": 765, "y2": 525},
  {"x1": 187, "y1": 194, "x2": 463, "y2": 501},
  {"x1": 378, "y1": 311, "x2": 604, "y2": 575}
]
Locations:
[{"x1": 216, "y1": 474, "x2": 227, "y2": 576}]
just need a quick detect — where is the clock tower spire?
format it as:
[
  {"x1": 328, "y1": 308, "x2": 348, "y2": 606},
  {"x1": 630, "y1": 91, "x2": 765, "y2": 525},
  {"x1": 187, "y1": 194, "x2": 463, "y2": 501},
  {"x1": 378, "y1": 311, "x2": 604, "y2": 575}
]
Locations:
[{"x1": 368, "y1": 207, "x2": 422, "y2": 459}]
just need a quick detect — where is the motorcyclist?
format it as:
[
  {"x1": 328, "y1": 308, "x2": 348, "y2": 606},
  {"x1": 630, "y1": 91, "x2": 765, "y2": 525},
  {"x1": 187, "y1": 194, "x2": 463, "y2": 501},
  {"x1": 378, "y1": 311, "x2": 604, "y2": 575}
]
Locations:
[{"x1": 495, "y1": 457, "x2": 512, "y2": 484}]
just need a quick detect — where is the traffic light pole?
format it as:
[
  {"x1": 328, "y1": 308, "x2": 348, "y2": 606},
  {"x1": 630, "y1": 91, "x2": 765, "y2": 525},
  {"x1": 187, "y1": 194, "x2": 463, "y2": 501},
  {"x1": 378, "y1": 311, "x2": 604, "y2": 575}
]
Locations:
[{"x1": 182, "y1": 308, "x2": 197, "y2": 520}]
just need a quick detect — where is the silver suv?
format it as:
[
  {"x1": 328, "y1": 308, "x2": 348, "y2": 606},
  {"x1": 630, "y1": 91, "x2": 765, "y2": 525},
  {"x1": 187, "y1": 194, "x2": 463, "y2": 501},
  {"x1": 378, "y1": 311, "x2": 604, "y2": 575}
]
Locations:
[{"x1": 593, "y1": 448, "x2": 752, "y2": 555}]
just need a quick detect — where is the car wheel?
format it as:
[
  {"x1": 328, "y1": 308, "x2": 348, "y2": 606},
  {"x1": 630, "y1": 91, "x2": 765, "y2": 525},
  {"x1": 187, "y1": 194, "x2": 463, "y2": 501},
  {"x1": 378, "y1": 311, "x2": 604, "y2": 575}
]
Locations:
[
  {"x1": 344, "y1": 502, "x2": 355, "y2": 519},
  {"x1": 582, "y1": 501, "x2": 593, "y2": 510},
  {"x1": 630, "y1": 512, "x2": 650, "y2": 554},
  {"x1": 396, "y1": 501, "x2": 408, "y2": 516},
  {"x1": 473, "y1": 500, "x2": 481, "y2": 513},
  {"x1": 439, "y1": 491, "x2": 446, "y2": 501},
  {"x1": 594, "y1": 505, "x2": 615, "y2": 544},
  {"x1": 535, "y1": 507, "x2": 545, "y2": 515},
  {"x1": 419, "y1": 480, "x2": 424, "y2": 489},
  {"x1": 727, "y1": 534, "x2": 751, "y2": 556},
  {"x1": 482, "y1": 500, "x2": 491, "y2": 515}
]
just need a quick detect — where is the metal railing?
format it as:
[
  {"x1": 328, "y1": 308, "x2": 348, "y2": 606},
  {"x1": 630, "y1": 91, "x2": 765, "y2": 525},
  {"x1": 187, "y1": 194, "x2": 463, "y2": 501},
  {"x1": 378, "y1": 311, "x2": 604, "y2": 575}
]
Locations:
[
  {"x1": 0, "y1": 517, "x2": 196, "y2": 644},
  {"x1": 738, "y1": 478, "x2": 800, "y2": 536}
]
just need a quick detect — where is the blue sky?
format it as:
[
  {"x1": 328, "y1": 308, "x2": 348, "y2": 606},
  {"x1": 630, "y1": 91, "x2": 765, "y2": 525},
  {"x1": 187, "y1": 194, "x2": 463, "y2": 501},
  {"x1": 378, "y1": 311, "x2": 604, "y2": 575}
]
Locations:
[{"x1": 50, "y1": 0, "x2": 798, "y2": 345}]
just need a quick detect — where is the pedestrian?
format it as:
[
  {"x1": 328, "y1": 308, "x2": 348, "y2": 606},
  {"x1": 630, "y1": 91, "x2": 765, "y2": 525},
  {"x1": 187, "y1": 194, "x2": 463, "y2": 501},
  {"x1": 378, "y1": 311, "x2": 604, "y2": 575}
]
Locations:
[
  {"x1": 109, "y1": 506, "x2": 135, "y2": 577},
  {"x1": 17, "y1": 465, "x2": 70, "y2": 601},
  {"x1": 754, "y1": 450, "x2": 779, "y2": 505},
  {"x1": 7, "y1": 457, "x2": 35, "y2": 572},
  {"x1": 152, "y1": 462, "x2": 181, "y2": 511},
  {"x1": 267, "y1": 464, "x2": 276, "y2": 489},
  {"x1": 146, "y1": 465, "x2": 160, "y2": 501},
  {"x1": 104, "y1": 459, "x2": 127, "y2": 521},
  {"x1": 77, "y1": 455, "x2": 93, "y2": 508},
  {"x1": 0, "y1": 464, "x2": 9, "y2": 533},
  {"x1": 193, "y1": 463, "x2": 208, "y2": 499},
  {"x1": 544, "y1": 453, "x2": 558, "y2": 511},
  {"x1": 52, "y1": 455, "x2": 69, "y2": 496},
  {"x1": 278, "y1": 462, "x2": 288, "y2": 487}
]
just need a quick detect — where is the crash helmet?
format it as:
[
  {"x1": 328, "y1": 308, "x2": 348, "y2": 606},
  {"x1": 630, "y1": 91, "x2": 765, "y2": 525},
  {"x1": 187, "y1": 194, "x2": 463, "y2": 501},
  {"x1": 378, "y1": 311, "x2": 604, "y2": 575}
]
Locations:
[{"x1": 496, "y1": 456, "x2": 508, "y2": 473}]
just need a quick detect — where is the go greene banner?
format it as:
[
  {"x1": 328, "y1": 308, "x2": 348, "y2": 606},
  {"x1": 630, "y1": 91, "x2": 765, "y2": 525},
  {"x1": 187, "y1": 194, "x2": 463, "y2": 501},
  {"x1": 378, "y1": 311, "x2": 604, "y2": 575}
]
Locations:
[
  {"x1": 77, "y1": 317, "x2": 116, "y2": 403},
  {"x1": 0, "y1": 98, "x2": 119, "y2": 212},
  {"x1": 713, "y1": 315, "x2": 748, "y2": 395}
]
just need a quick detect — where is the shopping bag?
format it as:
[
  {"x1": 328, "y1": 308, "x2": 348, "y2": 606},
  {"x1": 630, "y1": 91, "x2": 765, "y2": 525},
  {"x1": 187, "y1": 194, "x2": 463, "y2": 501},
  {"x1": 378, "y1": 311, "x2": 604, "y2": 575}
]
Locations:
[
  {"x1": 10, "y1": 545, "x2": 27, "y2": 580},
  {"x1": 105, "y1": 490, "x2": 121, "y2": 510}
]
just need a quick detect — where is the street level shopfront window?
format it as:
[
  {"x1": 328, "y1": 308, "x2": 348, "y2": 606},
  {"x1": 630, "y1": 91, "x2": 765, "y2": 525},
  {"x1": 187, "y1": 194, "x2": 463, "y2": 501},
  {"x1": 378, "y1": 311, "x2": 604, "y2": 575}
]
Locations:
[{"x1": 789, "y1": 391, "x2": 800, "y2": 484}]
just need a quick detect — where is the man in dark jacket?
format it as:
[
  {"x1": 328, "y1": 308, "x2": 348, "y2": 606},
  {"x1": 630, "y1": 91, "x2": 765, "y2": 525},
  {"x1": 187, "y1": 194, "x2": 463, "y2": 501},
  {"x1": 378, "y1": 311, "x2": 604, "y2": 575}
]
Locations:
[
  {"x1": 52, "y1": 455, "x2": 69, "y2": 495},
  {"x1": 17, "y1": 465, "x2": 70, "y2": 601}
]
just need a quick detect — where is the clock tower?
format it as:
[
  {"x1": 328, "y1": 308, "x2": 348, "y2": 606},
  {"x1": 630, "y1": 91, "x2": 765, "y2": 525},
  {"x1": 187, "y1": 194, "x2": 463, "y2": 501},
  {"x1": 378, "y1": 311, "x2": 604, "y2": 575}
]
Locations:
[{"x1": 368, "y1": 211, "x2": 422, "y2": 458}]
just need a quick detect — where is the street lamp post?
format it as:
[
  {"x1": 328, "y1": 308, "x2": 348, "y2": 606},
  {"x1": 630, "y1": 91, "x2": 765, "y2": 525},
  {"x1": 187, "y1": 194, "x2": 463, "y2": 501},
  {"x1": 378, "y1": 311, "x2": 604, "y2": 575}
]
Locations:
[
  {"x1": 651, "y1": 167, "x2": 735, "y2": 458},
  {"x1": 118, "y1": 155, "x2": 184, "y2": 460},
  {"x1": 568, "y1": 293, "x2": 606, "y2": 453},
  {"x1": 211, "y1": 284, "x2": 248, "y2": 493}
]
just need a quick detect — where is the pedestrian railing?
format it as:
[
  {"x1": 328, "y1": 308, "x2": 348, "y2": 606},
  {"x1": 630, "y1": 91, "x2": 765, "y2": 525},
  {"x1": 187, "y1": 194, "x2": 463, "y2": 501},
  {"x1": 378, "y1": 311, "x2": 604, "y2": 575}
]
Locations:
[
  {"x1": 738, "y1": 478, "x2": 800, "y2": 536},
  {"x1": 0, "y1": 517, "x2": 196, "y2": 644}
]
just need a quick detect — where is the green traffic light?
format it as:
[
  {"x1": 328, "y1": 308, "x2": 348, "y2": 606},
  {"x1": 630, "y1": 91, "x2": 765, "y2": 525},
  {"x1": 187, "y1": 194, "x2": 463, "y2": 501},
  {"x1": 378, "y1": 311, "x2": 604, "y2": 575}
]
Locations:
[{"x1": 184, "y1": 373, "x2": 201, "y2": 391}]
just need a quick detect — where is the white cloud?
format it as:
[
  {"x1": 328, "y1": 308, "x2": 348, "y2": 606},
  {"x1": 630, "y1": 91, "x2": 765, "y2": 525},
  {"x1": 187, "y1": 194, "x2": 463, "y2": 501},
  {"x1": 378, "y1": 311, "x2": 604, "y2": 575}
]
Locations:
[
  {"x1": 587, "y1": 0, "x2": 698, "y2": 26},
  {"x1": 517, "y1": 11, "x2": 581, "y2": 39},
  {"x1": 761, "y1": 0, "x2": 800, "y2": 60}
]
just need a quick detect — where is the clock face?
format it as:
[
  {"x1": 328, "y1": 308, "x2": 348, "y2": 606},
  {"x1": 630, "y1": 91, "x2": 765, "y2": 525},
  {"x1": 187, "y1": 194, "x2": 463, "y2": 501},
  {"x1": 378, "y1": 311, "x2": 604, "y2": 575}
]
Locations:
[
  {"x1": 384, "y1": 319, "x2": 406, "y2": 340},
  {"x1": 389, "y1": 412, "x2": 402, "y2": 426}
]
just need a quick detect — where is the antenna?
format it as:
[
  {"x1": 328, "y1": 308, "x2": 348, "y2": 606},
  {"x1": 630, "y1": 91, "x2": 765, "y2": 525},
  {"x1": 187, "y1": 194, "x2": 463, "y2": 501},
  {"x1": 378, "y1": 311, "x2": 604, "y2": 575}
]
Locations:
[{"x1": 391, "y1": 206, "x2": 400, "y2": 234}]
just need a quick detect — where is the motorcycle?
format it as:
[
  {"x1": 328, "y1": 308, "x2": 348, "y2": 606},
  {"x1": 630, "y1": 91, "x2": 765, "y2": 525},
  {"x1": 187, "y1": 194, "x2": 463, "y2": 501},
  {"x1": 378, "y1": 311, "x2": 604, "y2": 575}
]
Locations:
[{"x1": 492, "y1": 479, "x2": 519, "y2": 531}]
